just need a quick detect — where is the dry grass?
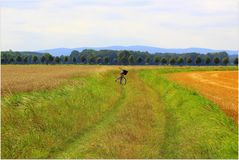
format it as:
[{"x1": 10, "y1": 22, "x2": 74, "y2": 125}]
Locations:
[
  {"x1": 1, "y1": 65, "x2": 116, "y2": 95},
  {"x1": 167, "y1": 71, "x2": 238, "y2": 123},
  {"x1": 1, "y1": 65, "x2": 172, "y2": 95}
]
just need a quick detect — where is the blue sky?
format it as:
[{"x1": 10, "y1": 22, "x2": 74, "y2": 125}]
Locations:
[{"x1": 1, "y1": 0, "x2": 238, "y2": 51}]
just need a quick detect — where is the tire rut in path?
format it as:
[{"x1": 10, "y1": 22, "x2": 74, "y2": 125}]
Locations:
[
  {"x1": 53, "y1": 72, "x2": 166, "y2": 158},
  {"x1": 48, "y1": 85, "x2": 127, "y2": 158}
]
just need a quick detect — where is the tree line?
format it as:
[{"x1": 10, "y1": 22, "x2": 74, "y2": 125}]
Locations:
[{"x1": 1, "y1": 49, "x2": 238, "y2": 66}]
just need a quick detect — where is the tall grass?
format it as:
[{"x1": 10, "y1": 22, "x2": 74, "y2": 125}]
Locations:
[
  {"x1": 55, "y1": 72, "x2": 166, "y2": 158},
  {"x1": 1, "y1": 71, "x2": 121, "y2": 158},
  {"x1": 139, "y1": 69, "x2": 238, "y2": 158}
]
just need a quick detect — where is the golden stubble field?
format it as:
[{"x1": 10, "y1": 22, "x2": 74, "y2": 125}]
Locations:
[{"x1": 168, "y1": 71, "x2": 238, "y2": 122}]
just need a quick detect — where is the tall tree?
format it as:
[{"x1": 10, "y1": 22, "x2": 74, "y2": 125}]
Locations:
[
  {"x1": 1, "y1": 58, "x2": 5, "y2": 64},
  {"x1": 55, "y1": 56, "x2": 60, "y2": 63},
  {"x1": 48, "y1": 55, "x2": 54, "y2": 64},
  {"x1": 145, "y1": 56, "x2": 150, "y2": 64},
  {"x1": 64, "y1": 56, "x2": 68, "y2": 63},
  {"x1": 118, "y1": 50, "x2": 130, "y2": 65},
  {"x1": 234, "y1": 58, "x2": 238, "y2": 65},
  {"x1": 177, "y1": 57, "x2": 183, "y2": 65},
  {"x1": 154, "y1": 56, "x2": 159, "y2": 64},
  {"x1": 222, "y1": 57, "x2": 228, "y2": 65},
  {"x1": 9, "y1": 58, "x2": 14, "y2": 63},
  {"x1": 70, "y1": 50, "x2": 80, "y2": 57},
  {"x1": 23, "y1": 57, "x2": 28, "y2": 64},
  {"x1": 16, "y1": 56, "x2": 22, "y2": 63},
  {"x1": 205, "y1": 56, "x2": 211, "y2": 65},
  {"x1": 96, "y1": 57, "x2": 102, "y2": 64},
  {"x1": 41, "y1": 56, "x2": 46, "y2": 64},
  {"x1": 213, "y1": 57, "x2": 220, "y2": 65},
  {"x1": 80, "y1": 55, "x2": 86, "y2": 64},
  {"x1": 160, "y1": 57, "x2": 167, "y2": 65},
  {"x1": 128, "y1": 55, "x2": 134, "y2": 65},
  {"x1": 32, "y1": 56, "x2": 38, "y2": 63},
  {"x1": 195, "y1": 56, "x2": 202, "y2": 65},
  {"x1": 186, "y1": 57, "x2": 192, "y2": 65},
  {"x1": 113, "y1": 58, "x2": 118, "y2": 65},
  {"x1": 103, "y1": 56, "x2": 109, "y2": 64},
  {"x1": 72, "y1": 57, "x2": 77, "y2": 64},
  {"x1": 169, "y1": 57, "x2": 176, "y2": 65},
  {"x1": 43, "y1": 53, "x2": 53, "y2": 64},
  {"x1": 88, "y1": 56, "x2": 95, "y2": 64},
  {"x1": 136, "y1": 57, "x2": 143, "y2": 64}
]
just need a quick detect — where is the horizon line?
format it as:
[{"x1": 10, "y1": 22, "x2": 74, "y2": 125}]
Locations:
[{"x1": 3, "y1": 45, "x2": 238, "y2": 52}]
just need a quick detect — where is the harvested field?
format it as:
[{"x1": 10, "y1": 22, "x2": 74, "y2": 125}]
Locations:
[
  {"x1": 167, "y1": 71, "x2": 238, "y2": 123},
  {"x1": 1, "y1": 65, "x2": 115, "y2": 95}
]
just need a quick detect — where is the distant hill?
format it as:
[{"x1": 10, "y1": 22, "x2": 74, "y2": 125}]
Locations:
[
  {"x1": 37, "y1": 48, "x2": 73, "y2": 56},
  {"x1": 37, "y1": 45, "x2": 238, "y2": 56}
]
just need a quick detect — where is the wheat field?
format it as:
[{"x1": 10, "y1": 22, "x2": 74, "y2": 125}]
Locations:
[{"x1": 167, "y1": 71, "x2": 238, "y2": 123}]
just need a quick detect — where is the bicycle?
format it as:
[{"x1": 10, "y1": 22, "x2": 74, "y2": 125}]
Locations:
[{"x1": 115, "y1": 69, "x2": 128, "y2": 85}]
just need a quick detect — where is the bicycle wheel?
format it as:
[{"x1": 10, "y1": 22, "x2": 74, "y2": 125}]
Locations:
[{"x1": 120, "y1": 77, "x2": 127, "y2": 85}]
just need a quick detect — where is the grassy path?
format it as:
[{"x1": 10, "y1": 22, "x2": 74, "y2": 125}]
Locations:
[
  {"x1": 54, "y1": 71, "x2": 166, "y2": 158},
  {"x1": 50, "y1": 85, "x2": 127, "y2": 158},
  {"x1": 139, "y1": 69, "x2": 237, "y2": 158},
  {"x1": 2, "y1": 67, "x2": 238, "y2": 159}
]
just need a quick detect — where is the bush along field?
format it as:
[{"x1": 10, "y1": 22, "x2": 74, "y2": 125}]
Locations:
[{"x1": 1, "y1": 66, "x2": 238, "y2": 159}]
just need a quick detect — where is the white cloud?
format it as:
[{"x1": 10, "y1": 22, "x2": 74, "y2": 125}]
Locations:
[{"x1": 1, "y1": 0, "x2": 238, "y2": 50}]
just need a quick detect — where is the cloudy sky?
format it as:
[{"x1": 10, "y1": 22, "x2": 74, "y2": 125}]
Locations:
[{"x1": 1, "y1": 0, "x2": 238, "y2": 51}]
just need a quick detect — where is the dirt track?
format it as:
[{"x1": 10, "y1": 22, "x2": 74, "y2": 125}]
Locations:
[{"x1": 168, "y1": 71, "x2": 238, "y2": 123}]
